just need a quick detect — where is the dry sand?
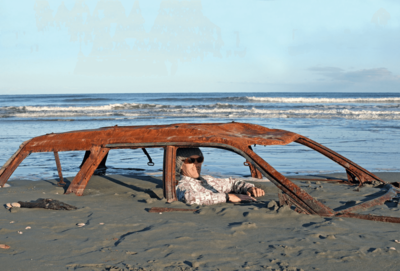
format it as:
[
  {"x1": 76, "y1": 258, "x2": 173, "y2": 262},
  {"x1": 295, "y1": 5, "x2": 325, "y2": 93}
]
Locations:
[{"x1": 1, "y1": 172, "x2": 400, "y2": 271}]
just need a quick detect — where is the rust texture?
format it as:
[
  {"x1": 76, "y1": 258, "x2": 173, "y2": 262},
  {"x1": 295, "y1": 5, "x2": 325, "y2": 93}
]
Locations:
[
  {"x1": 0, "y1": 122, "x2": 399, "y2": 223},
  {"x1": 245, "y1": 148, "x2": 335, "y2": 217},
  {"x1": 278, "y1": 192, "x2": 311, "y2": 215},
  {"x1": 53, "y1": 151, "x2": 66, "y2": 186},
  {"x1": 336, "y1": 213, "x2": 400, "y2": 224},
  {"x1": 163, "y1": 146, "x2": 177, "y2": 202},
  {"x1": 66, "y1": 146, "x2": 110, "y2": 196},
  {"x1": 0, "y1": 151, "x2": 30, "y2": 187},
  {"x1": 244, "y1": 161, "x2": 263, "y2": 179},
  {"x1": 0, "y1": 140, "x2": 31, "y2": 177},
  {"x1": 338, "y1": 185, "x2": 398, "y2": 214},
  {"x1": 296, "y1": 137, "x2": 385, "y2": 186},
  {"x1": 287, "y1": 177, "x2": 348, "y2": 184}
]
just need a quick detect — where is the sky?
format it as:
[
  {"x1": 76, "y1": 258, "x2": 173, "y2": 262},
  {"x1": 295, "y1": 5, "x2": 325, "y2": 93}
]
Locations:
[{"x1": 0, "y1": 0, "x2": 399, "y2": 94}]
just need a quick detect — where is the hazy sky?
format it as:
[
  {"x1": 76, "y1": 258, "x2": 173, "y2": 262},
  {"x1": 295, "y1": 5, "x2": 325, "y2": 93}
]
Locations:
[{"x1": 1, "y1": 0, "x2": 399, "y2": 94}]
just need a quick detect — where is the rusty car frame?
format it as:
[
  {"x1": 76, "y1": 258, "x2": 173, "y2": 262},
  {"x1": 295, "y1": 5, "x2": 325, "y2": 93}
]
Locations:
[{"x1": 1, "y1": 122, "x2": 399, "y2": 223}]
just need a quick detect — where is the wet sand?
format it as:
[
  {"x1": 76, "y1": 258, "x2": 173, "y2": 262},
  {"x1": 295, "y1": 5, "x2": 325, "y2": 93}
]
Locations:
[{"x1": 1, "y1": 172, "x2": 400, "y2": 271}]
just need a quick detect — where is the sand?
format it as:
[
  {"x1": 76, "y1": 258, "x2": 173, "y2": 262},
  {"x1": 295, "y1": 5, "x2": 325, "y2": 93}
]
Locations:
[{"x1": 1, "y1": 172, "x2": 400, "y2": 271}]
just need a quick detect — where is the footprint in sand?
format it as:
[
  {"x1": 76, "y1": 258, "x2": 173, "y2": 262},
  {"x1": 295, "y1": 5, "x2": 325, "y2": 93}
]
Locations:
[{"x1": 230, "y1": 222, "x2": 257, "y2": 231}]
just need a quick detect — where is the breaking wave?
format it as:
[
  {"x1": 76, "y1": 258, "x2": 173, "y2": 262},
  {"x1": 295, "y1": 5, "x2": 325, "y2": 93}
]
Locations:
[
  {"x1": 246, "y1": 97, "x2": 400, "y2": 103},
  {"x1": 1, "y1": 103, "x2": 167, "y2": 112},
  {"x1": 1, "y1": 103, "x2": 399, "y2": 120},
  {"x1": 146, "y1": 96, "x2": 400, "y2": 104}
]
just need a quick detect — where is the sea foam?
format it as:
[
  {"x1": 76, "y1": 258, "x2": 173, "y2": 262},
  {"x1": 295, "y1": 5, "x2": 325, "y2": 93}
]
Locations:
[
  {"x1": 1, "y1": 103, "x2": 400, "y2": 120},
  {"x1": 246, "y1": 97, "x2": 400, "y2": 103}
]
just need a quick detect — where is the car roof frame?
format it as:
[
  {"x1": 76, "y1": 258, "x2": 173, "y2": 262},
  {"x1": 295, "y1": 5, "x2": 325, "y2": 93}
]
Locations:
[{"x1": 0, "y1": 122, "x2": 399, "y2": 223}]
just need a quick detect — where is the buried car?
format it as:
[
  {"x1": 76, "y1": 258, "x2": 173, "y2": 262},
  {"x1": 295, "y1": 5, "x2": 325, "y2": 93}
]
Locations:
[{"x1": 0, "y1": 122, "x2": 399, "y2": 223}]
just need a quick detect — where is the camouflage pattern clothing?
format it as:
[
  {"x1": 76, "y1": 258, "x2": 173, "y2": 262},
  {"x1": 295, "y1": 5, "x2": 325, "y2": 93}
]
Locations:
[{"x1": 176, "y1": 175, "x2": 255, "y2": 205}]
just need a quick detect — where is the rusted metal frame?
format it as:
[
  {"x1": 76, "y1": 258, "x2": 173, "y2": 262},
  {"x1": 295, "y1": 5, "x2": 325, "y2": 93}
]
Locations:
[
  {"x1": 297, "y1": 137, "x2": 382, "y2": 184},
  {"x1": 285, "y1": 179, "x2": 400, "y2": 219},
  {"x1": 0, "y1": 140, "x2": 31, "y2": 176},
  {"x1": 53, "y1": 151, "x2": 66, "y2": 186},
  {"x1": 295, "y1": 137, "x2": 385, "y2": 186},
  {"x1": 80, "y1": 150, "x2": 109, "y2": 176},
  {"x1": 346, "y1": 170, "x2": 358, "y2": 184},
  {"x1": 163, "y1": 146, "x2": 177, "y2": 202},
  {"x1": 288, "y1": 177, "x2": 348, "y2": 184},
  {"x1": 247, "y1": 146, "x2": 262, "y2": 179},
  {"x1": 279, "y1": 192, "x2": 311, "y2": 215},
  {"x1": 243, "y1": 148, "x2": 334, "y2": 217},
  {"x1": 66, "y1": 146, "x2": 110, "y2": 196},
  {"x1": 335, "y1": 212, "x2": 400, "y2": 224},
  {"x1": 106, "y1": 142, "x2": 263, "y2": 160},
  {"x1": 337, "y1": 184, "x2": 399, "y2": 214},
  {"x1": 106, "y1": 143, "x2": 193, "y2": 148},
  {"x1": 106, "y1": 142, "x2": 334, "y2": 217},
  {"x1": 0, "y1": 140, "x2": 33, "y2": 187},
  {"x1": 391, "y1": 182, "x2": 400, "y2": 188},
  {"x1": 289, "y1": 138, "x2": 400, "y2": 222},
  {"x1": 244, "y1": 161, "x2": 263, "y2": 179},
  {"x1": 0, "y1": 151, "x2": 30, "y2": 187}
]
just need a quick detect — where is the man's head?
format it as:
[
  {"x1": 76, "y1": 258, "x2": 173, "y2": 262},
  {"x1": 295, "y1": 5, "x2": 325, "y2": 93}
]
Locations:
[{"x1": 176, "y1": 148, "x2": 204, "y2": 178}]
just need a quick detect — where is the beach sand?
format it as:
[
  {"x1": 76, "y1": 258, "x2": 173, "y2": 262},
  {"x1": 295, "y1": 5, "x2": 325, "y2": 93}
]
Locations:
[{"x1": 1, "y1": 173, "x2": 400, "y2": 271}]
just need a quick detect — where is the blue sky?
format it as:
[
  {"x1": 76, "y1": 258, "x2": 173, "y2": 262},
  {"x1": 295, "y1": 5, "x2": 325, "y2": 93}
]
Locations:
[{"x1": 0, "y1": 0, "x2": 399, "y2": 94}]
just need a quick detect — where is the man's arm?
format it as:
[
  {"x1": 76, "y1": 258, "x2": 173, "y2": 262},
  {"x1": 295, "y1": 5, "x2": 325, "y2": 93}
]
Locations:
[
  {"x1": 223, "y1": 177, "x2": 264, "y2": 197},
  {"x1": 202, "y1": 175, "x2": 265, "y2": 198},
  {"x1": 205, "y1": 175, "x2": 255, "y2": 194},
  {"x1": 227, "y1": 193, "x2": 257, "y2": 203}
]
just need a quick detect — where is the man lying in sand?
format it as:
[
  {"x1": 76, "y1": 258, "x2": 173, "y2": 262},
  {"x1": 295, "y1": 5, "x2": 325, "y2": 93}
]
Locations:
[{"x1": 176, "y1": 148, "x2": 265, "y2": 205}]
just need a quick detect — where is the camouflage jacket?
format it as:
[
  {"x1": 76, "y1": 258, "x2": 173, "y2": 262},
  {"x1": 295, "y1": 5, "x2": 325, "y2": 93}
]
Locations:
[{"x1": 176, "y1": 175, "x2": 255, "y2": 205}]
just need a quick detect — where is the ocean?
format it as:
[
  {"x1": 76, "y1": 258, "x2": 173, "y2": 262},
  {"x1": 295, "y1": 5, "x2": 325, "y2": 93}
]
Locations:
[{"x1": 1, "y1": 92, "x2": 399, "y2": 182}]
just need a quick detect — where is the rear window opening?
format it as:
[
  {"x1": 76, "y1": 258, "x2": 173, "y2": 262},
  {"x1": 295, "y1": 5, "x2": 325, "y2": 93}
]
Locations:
[{"x1": 253, "y1": 143, "x2": 344, "y2": 176}]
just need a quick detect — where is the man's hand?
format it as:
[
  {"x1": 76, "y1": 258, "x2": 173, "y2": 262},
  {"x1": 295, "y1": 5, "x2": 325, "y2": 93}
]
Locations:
[
  {"x1": 246, "y1": 187, "x2": 265, "y2": 197},
  {"x1": 228, "y1": 194, "x2": 256, "y2": 203}
]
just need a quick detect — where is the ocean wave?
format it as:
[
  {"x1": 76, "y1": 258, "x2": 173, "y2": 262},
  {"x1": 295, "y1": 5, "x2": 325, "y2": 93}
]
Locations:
[
  {"x1": 2, "y1": 97, "x2": 398, "y2": 116},
  {"x1": 39, "y1": 108, "x2": 400, "y2": 120},
  {"x1": 1, "y1": 103, "x2": 399, "y2": 120},
  {"x1": 146, "y1": 96, "x2": 400, "y2": 104},
  {"x1": 0, "y1": 103, "x2": 172, "y2": 112},
  {"x1": 246, "y1": 97, "x2": 400, "y2": 103},
  {"x1": 174, "y1": 108, "x2": 400, "y2": 120},
  {"x1": 146, "y1": 97, "x2": 246, "y2": 102},
  {"x1": 0, "y1": 102, "x2": 244, "y2": 114}
]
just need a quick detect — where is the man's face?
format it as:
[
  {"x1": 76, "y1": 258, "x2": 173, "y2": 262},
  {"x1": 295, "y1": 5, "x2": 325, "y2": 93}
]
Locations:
[{"x1": 181, "y1": 155, "x2": 203, "y2": 178}]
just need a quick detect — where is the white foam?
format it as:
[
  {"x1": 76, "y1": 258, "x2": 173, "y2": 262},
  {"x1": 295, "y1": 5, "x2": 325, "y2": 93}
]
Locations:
[
  {"x1": 1, "y1": 103, "x2": 168, "y2": 112},
  {"x1": 175, "y1": 108, "x2": 400, "y2": 120},
  {"x1": 6, "y1": 110, "x2": 400, "y2": 120},
  {"x1": 2, "y1": 102, "x2": 400, "y2": 120},
  {"x1": 246, "y1": 97, "x2": 400, "y2": 103}
]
